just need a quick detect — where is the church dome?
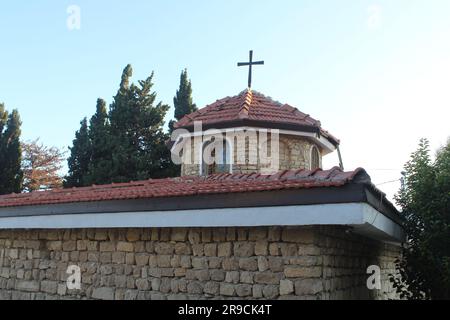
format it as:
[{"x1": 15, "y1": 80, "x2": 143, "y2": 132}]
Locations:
[{"x1": 174, "y1": 89, "x2": 340, "y2": 147}]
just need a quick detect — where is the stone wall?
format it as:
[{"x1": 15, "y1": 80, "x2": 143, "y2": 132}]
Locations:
[
  {"x1": 277, "y1": 136, "x2": 317, "y2": 171},
  {"x1": 181, "y1": 133, "x2": 321, "y2": 177},
  {"x1": 0, "y1": 226, "x2": 399, "y2": 300}
]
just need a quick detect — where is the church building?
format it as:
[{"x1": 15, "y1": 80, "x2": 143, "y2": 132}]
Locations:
[
  {"x1": 172, "y1": 88, "x2": 339, "y2": 177},
  {"x1": 0, "y1": 56, "x2": 404, "y2": 300}
]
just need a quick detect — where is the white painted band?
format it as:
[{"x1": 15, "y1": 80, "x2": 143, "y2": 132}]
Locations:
[
  {"x1": 172, "y1": 126, "x2": 336, "y2": 155},
  {"x1": 0, "y1": 203, "x2": 403, "y2": 243}
]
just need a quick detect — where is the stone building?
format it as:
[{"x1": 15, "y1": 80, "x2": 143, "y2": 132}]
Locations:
[
  {"x1": 173, "y1": 89, "x2": 339, "y2": 176},
  {"x1": 0, "y1": 89, "x2": 404, "y2": 300}
]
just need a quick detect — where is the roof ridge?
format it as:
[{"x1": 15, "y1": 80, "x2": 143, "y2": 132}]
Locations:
[
  {"x1": 171, "y1": 89, "x2": 339, "y2": 146},
  {"x1": 238, "y1": 89, "x2": 253, "y2": 118}
]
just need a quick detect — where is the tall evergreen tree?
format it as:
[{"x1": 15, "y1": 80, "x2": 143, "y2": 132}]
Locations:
[
  {"x1": 174, "y1": 69, "x2": 197, "y2": 121},
  {"x1": 65, "y1": 118, "x2": 91, "y2": 187},
  {"x1": 0, "y1": 105, "x2": 23, "y2": 194},
  {"x1": 169, "y1": 69, "x2": 197, "y2": 132},
  {"x1": 0, "y1": 103, "x2": 7, "y2": 135},
  {"x1": 109, "y1": 65, "x2": 175, "y2": 182},
  {"x1": 64, "y1": 64, "x2": 178, "y2": 187},
  {"x1": 134, "y1": 74, "x2": 177, "y2": 179},
  {"x1": 86, "y1": 98, "x2": 112, "y2": 185},
  {"x1": 108, "y1": 65, "x2": 138, "y2": 182}
]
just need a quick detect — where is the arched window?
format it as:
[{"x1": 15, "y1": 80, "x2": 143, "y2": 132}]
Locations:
[
  {"x1": 310, "y1": 146, "x2": 321, "y2": 170},
  {"x1": 201, "y1": 137, "x2": 232, "y2": 176}
]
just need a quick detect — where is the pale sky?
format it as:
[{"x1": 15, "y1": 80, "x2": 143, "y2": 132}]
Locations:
[{"x1": 0, "y1": 1, "x2": 449, "y2": 201}]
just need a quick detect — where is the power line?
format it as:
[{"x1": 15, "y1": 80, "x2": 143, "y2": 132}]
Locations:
[{"x1": 375, "y1": 179, "x2": 401, "y2": 186}]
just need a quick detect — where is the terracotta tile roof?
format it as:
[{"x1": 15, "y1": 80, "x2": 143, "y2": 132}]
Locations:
[
  {"x1": 174, "y1": 89, "x2": 340, "y2": 145},
  {"x1": 0, "y1": 167, "x2": 369, "y2": 208}
]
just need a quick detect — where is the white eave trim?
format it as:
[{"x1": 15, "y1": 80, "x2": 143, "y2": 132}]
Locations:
[
  {"x1": 0, "y1": 203, "x2": 404, "y2": 243},
  {"x1": 171, "y1": 126, "x2": 337, "y2": 155}
]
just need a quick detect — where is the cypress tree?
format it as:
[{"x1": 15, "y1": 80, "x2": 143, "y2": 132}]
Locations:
[
  {"x1": 0, "y1": 106, "x2": 23, "y2": 194},
  {"x1": 167, "y1": 69, "x2": 197, "y2": 174},
  {"x1": 108, "y1": 65, "x2": 176, "y2": 182},
  {"x1": 174, "y1": 69, "x2": 197, "y2": 121},
  {"x1": 0, "y1": 104, "x2": 8, "y2": 191},
  {"x1": 65, "y1": 118, "x2": 91, "y2": 187},
  {"x1": 108, "y1": 64, "x2": 137, "y2": 182},
  {"x1": 0, "y1": 104, "x2": 7, "y2": 194},
  {"x1": 134, "y1": 74, "x2": 176, "y2": 179},
  {"x1": 64, "y1": 64, "x2": 178, "y2": 188},
  {"x1": 169, "y1": 69, "x2": 197, "y2": 132},
  {"x1": 86, "y1": 98, "x2": 112, "y2": 185},
  {"x1": 0, "y1": 103, "x2": 7, "y2": 135}
]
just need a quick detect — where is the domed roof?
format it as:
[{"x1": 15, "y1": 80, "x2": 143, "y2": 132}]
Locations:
[{"x1": 174, "y1": 89, "x2": 339, "y2": 146}]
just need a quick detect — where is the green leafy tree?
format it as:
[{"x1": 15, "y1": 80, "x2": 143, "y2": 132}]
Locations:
[
  {"x1": 85, "y1": 98, "x2": 112, "y2": 185},
  {"x1": 391, "y1": 138, "x2": 450, "y2": 299},
  {"x1": 0, "y1": 104, "x2": 23, "y2": 194},
  {"x1": 169, "y1": 69, "x2": 197, "y2": 132},
  {"x1": 65, "y1": 118, "x2": 91, "y2": 187}
]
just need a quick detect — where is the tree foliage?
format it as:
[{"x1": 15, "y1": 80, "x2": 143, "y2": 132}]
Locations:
[
  {"x1": 108, "y1": 65, "x2": 176, "y2": 181},
  {"x1": 65, "y1": 64, "x2": 178, "y2": 187},
  {"x1": 392, "y1": 138, "x2": 450, "y2": 299},
  {"x1": 169, "y1": 69, "x2": 197, "y2": 132},
  {"x1": 86, "y1": 98, "x2": 112, "y2": 185},
  {"x1": 174, "y1": 69, "x2": 197, "y2": 121},
  {"x1": 0, "y1": 104, "x2": 23, "y2": 195},
  {"x1": 168, "y1": 69, "x2": 197, "y2": 175},
  {"x1": 22, "y1": 139, "x2": 65, "y2": 192},
  {"x1": 65, "y1": 118, "x2": 91, "y2": 187}
]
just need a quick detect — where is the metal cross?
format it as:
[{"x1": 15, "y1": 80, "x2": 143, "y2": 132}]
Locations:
[{"x1": 237, "y1": 50, "x2": 264, "y2": 89}]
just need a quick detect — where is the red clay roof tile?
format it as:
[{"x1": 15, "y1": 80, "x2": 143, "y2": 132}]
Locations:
[
  {"x1": 174, "y1": 89, "x2": 339, "y2": 145},
  {"x1": 0, "y1": 167, "x2": 369, "y2": 208}
]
